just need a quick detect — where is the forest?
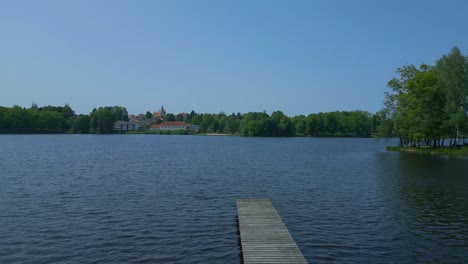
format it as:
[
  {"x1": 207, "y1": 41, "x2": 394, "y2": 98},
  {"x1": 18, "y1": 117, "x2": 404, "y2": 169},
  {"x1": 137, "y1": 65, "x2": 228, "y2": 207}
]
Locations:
[
  {"x1": 0, "y1": 105, "x2": 128, "y2": 134},
  {"x1": 0, "y1": 104, "x2": 375, "y2": 137}
]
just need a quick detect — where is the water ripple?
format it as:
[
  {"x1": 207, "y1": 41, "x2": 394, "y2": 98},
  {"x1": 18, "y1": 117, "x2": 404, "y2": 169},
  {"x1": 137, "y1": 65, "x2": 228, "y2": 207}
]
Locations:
[{"x1": 0, "y1": 136, "x2": 467, "y2": 263}]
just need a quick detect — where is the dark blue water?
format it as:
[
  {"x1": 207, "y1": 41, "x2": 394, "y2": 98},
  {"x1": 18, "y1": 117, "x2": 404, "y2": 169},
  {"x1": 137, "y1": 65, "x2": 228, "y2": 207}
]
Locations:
[{"x1": 0, "y1": 135, "x2": 467, "y2": 263}]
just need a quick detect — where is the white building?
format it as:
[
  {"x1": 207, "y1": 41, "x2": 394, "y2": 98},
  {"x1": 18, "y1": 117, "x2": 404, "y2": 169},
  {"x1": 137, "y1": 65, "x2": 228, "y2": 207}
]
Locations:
[
  {"x1": 114, "y1": 121, "x2": 140, "y2": 131},
  {"x1": 150, "y1": 121, "x2": 199, "y2": 132}
]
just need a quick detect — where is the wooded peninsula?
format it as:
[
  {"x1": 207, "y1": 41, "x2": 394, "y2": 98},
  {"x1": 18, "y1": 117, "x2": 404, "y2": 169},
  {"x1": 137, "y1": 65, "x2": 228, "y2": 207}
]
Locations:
[{"x1": 377, "y1": 47, "x2": 468, "y2": 153}]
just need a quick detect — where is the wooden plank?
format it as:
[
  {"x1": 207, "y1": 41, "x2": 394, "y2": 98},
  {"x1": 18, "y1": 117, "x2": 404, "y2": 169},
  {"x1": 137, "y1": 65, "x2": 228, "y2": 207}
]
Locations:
[{"x1": 237, "y1": 199, "x2": 308, "y2": 264}]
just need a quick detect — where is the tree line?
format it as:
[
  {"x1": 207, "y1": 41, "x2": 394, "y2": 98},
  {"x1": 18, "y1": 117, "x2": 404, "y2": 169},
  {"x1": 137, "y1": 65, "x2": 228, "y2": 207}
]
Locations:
[
  {"x1": 377, "y1": 47, "x2": 468, "y2": 148},
  {"x1": 0, "y1": 104, "x2": 128, "y2": 134},
  {"x1": 0, "y1": 103, "x2": 376, "y2": 137},
  {"x1": 185, "y1": 110, "x2": 375, "y2": 137}
]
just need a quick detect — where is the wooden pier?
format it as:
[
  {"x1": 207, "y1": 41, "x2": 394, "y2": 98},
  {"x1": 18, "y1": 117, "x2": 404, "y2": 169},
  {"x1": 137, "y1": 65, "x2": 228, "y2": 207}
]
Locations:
[{"x1": 236, "y1": 199, "x2": 308, "y2": 264}]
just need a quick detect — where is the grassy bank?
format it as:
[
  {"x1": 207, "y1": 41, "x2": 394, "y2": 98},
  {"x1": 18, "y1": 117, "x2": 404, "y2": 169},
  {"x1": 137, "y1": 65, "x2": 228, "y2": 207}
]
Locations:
[
  {"x1": 124, "y1": 130, "x2": 193, "y2": 135},
  {"x1": 387, "y1": 146, "x2": 468, "y2": 156},
  {"x1": 120, "y1": 131, "x2": 239, "y2": 136}
]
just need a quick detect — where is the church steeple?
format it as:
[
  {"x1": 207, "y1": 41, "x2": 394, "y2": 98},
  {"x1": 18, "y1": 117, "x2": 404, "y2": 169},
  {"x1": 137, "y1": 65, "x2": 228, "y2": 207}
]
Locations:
[{"x1": 160, "y1": 105, "x2": 166, "y2": 118}]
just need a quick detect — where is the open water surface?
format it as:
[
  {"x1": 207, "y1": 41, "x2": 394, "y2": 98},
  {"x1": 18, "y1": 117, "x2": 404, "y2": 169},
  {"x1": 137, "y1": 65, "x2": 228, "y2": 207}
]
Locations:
[{"x1": 0, "y1": 135, "x2": 467, "y2": 263}]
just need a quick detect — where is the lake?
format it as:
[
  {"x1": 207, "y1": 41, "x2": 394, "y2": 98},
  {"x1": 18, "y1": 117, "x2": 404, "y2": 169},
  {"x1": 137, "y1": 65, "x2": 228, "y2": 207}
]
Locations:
[{"x1": 0, "y1": 135, "x2": 467, "y2": 263}]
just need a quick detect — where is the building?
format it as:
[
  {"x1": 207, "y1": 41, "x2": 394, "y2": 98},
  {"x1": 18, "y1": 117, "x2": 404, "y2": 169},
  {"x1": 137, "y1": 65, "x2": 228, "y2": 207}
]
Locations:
[
  {"x1": 150, "y1": 121, "x2": 199, "y2": 132},
  {"x1": 114, "y1": 121, "x2": 140, "y2": 131},
  {"x1": 138, "y1": 119, "x2": 155, "y2": 127},
  {"x1": 153, "y1": 105, "x2": 167, "y2": 119},
  {"x1": 189, "y1": 124, "x2": 200, "y2": 132}
]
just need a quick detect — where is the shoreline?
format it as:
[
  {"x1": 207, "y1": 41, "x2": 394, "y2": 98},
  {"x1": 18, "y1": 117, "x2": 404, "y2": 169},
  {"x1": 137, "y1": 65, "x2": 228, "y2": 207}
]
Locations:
[
  {"x1": 387, "y1": 146, "x2": 468, "y2": 156},
  {"x1": 202, "y1": 133, "x2": 237, "y2": 136},
  {"x1": 0, "y1": 132, "x2": 375, "y2": 138}
]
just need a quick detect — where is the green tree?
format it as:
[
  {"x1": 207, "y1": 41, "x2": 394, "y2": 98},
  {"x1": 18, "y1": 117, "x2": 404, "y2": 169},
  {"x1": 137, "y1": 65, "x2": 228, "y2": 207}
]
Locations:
[
  {"x1": 165, "y1": 113, "x2": 176, "y2": 121},
  {"x1": 271, "y1": 111, "x2": 286, "y2": 124},
  {"x1": 218, "y1": 115, "x2": 227, "y2": 132},
  {"x1": 200, "y1": 113, "x2": 214, "y2": 132},
  {"x1": 291, "y1": 115, "x2": 306, "y2": 135},
  {"x1": 176, "y1": 113, "x2": 184, "y2": 121},
  {"x1": 6, "y1": 106, "x2": 31, "y2": 133},
  {"x1": 225, "y1": 114, "x2": 240, "y2": 134},
  {"x1": 325, "y1": 112, "x2": 339, "y2": 135},
  {"x1": 381, "y1": 64, "x2": 420, "y2": 146},
  {"x1": 39, "y1": 111, "x2": 64, "y2": 133},
  {"x1": 347, "y1": 111, "x2": 372, "y2": 137},
  {"x1": 145, "y1": 111, "x2": 153, "y2": 119},
  {"x1": 190, "y1": 114, "x2": 200, "y2": 125},
  {"x1": 90, "y1": 107, "x2": 118, "y2": 134},
  {"x1": 70, "y1": 115, "x2": 91, "y2": 133},
  {"x1": 279, "y1": 116, "x2": 295, "y2": 136},
  {"x1": 187, "y1": 110, "x2": 196, "y2": 123},
  {"x1": 435, "y1": 47, "x2": 468, "y2": 145},
  {"x1": 374, "y1": 109, "x2": 394, "y2": 137},
  {"x1": 405, "y1": 68, "x2": 447, "y2": 147},
  {"x1": 378, "y1": 58, "x2": 460, "y2": 147},
  {"x1": 62, "y1": 104, "x2": 75, "y2": 120}
]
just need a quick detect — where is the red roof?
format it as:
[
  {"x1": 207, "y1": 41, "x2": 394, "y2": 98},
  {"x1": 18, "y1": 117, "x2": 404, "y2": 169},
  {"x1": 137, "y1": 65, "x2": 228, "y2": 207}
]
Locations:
[
  {"x1": 150, "y1": 121, "x2": 187, "y2": 129},
  {"x1": 160, "y1": 121, "x2": 187, "y2": 127}
]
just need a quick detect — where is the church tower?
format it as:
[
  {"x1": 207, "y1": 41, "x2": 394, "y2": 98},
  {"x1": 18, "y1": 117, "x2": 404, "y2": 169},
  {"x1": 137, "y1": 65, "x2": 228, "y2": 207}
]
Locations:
[{"x1": 160, "y1": 105, "x2": 166, "y2": 118}]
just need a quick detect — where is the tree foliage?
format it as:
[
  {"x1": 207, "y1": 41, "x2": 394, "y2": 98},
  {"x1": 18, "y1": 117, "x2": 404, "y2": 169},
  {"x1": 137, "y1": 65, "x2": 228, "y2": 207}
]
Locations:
[
  {"x1": 89, "y1": 106, "x2": 127, "y2": 134},
  {"x1": 378, "y1": 47, "x2": 468, "y2": 147},
  {"x1": 145, "y1": 111, "x2": 153, "y2": 119},
  {"x1": 0, "y1": 105, "x2": 67, "y2": 133},
  {"x1": 182, "y1": 110, "x2": 373, "y2": 137},
  {"x1": 435, "y1": 47, "x2": 468, "y2": 143}
]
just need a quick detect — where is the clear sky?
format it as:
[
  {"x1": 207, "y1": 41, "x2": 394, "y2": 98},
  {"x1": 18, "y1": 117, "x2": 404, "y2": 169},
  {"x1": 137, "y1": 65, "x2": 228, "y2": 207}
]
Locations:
[{"x1": 1, "y1": 0, "x2": 467, "y2": 115}]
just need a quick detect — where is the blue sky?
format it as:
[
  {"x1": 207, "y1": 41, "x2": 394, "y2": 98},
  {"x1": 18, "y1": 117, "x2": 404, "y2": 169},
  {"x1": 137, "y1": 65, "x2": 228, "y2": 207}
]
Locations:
[{"x1": 1, "y1": 0, "x2": 467, "y2": 115}]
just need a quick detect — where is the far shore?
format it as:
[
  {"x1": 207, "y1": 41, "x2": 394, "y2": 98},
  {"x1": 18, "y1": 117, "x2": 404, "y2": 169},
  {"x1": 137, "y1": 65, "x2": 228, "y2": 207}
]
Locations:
[{"x1": 202, "y1": 133, "x2": 238, "y2": 136}]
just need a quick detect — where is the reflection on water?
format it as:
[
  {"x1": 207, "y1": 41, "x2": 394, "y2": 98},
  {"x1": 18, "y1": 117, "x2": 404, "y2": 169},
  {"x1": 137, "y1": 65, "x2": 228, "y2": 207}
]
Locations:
[
  {"x1": 0, "y1": 135, "x2": 467, "y2": 263},
  {"x1": 375, "y1": 152, "x2": 468, "y2": 263}
]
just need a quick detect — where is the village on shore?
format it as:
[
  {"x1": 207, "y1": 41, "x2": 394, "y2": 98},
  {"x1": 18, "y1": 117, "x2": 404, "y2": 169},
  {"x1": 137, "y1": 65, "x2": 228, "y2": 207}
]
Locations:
[{"x1": 114, "y1": 106, "x2": 200, "y2": 133}]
